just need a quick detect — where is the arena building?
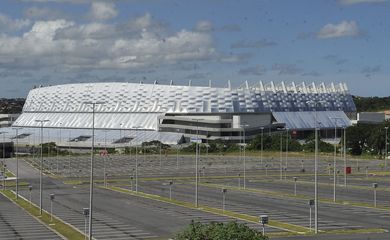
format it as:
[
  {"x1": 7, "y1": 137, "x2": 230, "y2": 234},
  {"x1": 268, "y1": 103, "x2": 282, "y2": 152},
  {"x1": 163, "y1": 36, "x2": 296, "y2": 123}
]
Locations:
[{"x1": 3, "y1": 81, "x2": 355, "y2": 149}]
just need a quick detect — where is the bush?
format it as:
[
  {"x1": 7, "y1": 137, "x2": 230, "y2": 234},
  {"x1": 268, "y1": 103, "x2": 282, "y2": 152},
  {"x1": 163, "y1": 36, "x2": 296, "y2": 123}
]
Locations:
[{"x1": 175, "y1": 221, "x2": 268, "y2": 240}]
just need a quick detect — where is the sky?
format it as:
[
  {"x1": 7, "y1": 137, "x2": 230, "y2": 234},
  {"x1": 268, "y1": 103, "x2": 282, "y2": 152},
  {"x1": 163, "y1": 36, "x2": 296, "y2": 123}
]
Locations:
[{"x1": 0, "y1": 0, "x2": 389, "y2": 98}]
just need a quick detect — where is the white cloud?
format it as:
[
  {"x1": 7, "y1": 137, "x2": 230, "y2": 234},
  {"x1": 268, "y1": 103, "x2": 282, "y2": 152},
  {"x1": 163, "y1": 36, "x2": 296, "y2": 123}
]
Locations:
[
  {"x1": 24, "y1": 7, "x2": 66, "y2": 20},
  {"x1": 0, "y1": 14, "x2": 217, "y2": 70},
  {"x1": 104, "y1": 30, "x2": 216, "y2": 68},
  {"x1": 238, "y1": 65, "x2": 266, "y2": 76},
  {"x1": 231, "y1": 39, "x2": 276, "y2": 49},
  {"x1": 195, "y1": 21, "x2": 213, "y2": 32},
  {"x1": 19, "y1": 0, "x2": 91, "y2": 3},
  {"x1": 89, "y1": 1, "x2": 117, "y2": 21},
  {"x1": 339, "y1": 0, "x2": 387, "y2": 5},
  {"x1": 0, "y1": 13, "x2": 31, "y2": 32},
  {"x1": 317, "y1": 21, "x2": 359, "y2": 39},
  {"x1": 55, "y1": 22, "x2": 116, "y2": 39}
]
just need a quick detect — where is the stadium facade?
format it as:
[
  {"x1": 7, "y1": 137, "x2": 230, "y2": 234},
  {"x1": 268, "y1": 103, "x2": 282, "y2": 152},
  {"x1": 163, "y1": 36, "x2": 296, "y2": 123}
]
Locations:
[{"x1": 8, "y1": 81, "x2": 355, "y2": 146}]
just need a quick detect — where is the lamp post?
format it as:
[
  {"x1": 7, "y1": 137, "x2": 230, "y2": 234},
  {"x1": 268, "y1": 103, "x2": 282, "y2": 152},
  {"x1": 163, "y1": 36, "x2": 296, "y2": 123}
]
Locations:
[
  {"x1": 13, "y1": 127, "x2": 23, "y2": 200},
  {"x1": 280, "y1": 130, "x2": 283, "y2": 180},
  {"x1": 35, "y1": 119, "x2": 49, "y2": 215},
  {"x1": 50, "y1": 193, "x2": 55, "y2": 222},
  {"x1": 306, "y1": 100, "x2": 325, "y2": 234},
  {"x1": 1, "y1": 131, "x2": 7, "y2": 191},
  {"x1": 373, "y1": 183, "x2": 378, "y2": 207},
  {"x1": 83, "y1": 208, "x2": 89, "y2": 240},
  {"x1": 57, "y1": 123, "x2": 62, "y2": 174},
  {"x1": 133, "y1": 126, "x2": 142, "y2": 193},
  {"x1": 68, "y1": 130, "x2": 71, "y2": 177},
  {"x1": 28, "y1": 185, "x2": 32, "y2": 207},
  {"x1": 308, "y1": 199, "x2": 314, "y2": 231},
  {"x1": 159, "y1": 133, "x2": 162, "y2": 169},
  {"x1": 83, "y1": 101, "x2": 104, "y2": 240},
  {"x1": 176, "y1": 145, "x2": 180, "y2": 169},
  {"x1": 192, "y1": 119, "x2": 204, "y2": 208},
  {"x1": 260, "y1": 127, "x2": 264, "y2": 166},
  {"x1": 260, "y1": 215, "x2": 268, "y2": 236},
  {"x1": 330, "y1": 117, "x2": 342, "y2": 202},
  {"x1": 103, "y1": 131, "x2": 107, "y2": 188},
  {"x1": 240, "y1": 124, "x2": 249, "y2": 189},
  {"x1": 285, "y1": 128, "x2": 289, "y2": 177},
  {"x1": 222, "y1": 188, "x2": 227, "y2": 212},
  {"x1": 169, "y1": 180, "x2": 173, "y2": 200},
  {"x1": 343, "y1": 126, "x2": 347, "y2": 187},
  {"x1": 293, "y1": 177, "x2": 298, "y2": 196},
  {"x1": 385, "y1": 127, "x2": 388, "y2": 167}
]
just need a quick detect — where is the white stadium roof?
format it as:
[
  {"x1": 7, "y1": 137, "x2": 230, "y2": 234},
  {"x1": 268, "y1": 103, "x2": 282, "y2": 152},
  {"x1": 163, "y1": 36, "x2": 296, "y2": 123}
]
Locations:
[{"x1": 14, "y1": 82, "x2": 356, "y2": 131}]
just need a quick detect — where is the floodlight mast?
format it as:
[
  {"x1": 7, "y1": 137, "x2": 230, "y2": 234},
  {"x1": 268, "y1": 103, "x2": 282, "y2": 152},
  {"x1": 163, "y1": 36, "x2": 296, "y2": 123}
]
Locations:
[
  {"x1": 306, "y1": 100, "x2": 326, "y2": 234},
  {"x1": 83, "y1": 101, "x2": 105, "y2": 240},
  {"x1": 35, "y1": 119, "x2": 50, "y2": 215}
]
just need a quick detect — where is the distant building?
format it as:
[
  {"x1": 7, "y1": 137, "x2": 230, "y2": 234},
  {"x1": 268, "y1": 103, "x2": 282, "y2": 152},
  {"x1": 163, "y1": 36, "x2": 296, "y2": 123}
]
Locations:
[
  {"x1": 356, "y1": 112, "x2": 385, "y2": 124},
  {"x1": 0, "y1": 114, "x2": 20, "y2": 128},
  {"x1": 10, "y1": 81, "x2": 355, "y2": 146}
]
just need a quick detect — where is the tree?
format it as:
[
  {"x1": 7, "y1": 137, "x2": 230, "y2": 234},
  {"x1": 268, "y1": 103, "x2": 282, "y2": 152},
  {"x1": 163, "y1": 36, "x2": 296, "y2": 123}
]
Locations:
[{"x1": 175, "y1": 221, "x2": 268, "y2": 240}]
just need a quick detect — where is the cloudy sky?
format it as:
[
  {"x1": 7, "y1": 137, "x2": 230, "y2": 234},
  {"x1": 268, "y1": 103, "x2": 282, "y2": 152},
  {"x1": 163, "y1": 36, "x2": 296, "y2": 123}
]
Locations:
[{"x1": 0, "y1": 0, "x2": 388, "y2": 97}]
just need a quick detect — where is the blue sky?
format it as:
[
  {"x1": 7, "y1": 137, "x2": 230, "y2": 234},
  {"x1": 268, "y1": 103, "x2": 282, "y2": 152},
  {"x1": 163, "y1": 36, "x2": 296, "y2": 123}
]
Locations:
[{"x1": 0, "y1": 0, "x2": 388, "y2": 97}]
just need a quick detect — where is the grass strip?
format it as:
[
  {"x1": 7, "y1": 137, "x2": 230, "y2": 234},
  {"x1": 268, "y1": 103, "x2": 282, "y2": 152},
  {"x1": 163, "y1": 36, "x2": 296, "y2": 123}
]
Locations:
[
  {"x1": 63, "y1": 172, "x2": 333, "y2": 186},
  {"x1": 199, "y1": 182, "x2": 390, "y2": 213},
  {"x1": 103, "y1": 185, "x2": 385, "y2": 237},
  {"x1": 1, "y1": 190, "x2": 86, "y2": 240},
  {"x1": 324, "y1": 228, "x2": 387, "y2": 235},
  {"x1": 3, "y1": 181, "x2": 30, "y2": 188},
  {"x1": 250, "y1": 178, "x2": 390, "y2": 192},
  {"x1": 103, "y1": 185, "x2": 310, "y2": 235},
  {"x1": 5, "y1": 170, "x2": 15, "y2": 177}
]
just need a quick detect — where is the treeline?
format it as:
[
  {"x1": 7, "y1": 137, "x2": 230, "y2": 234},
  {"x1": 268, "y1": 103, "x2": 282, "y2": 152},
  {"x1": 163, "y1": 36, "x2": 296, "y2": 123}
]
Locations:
[
  {"x1": 346, "y1": 122, "x2": 390, "y2": 156},
  {"x1": 0, "y1": 98, "x2": 25, "y2": 114},
  {"x1": 181, "y1": 122, "x2": 390, "y2": 157},
  {"x1": 181, "y1": 135, "x2": 335, "y2": 154},
  {"x1": 353, "y1": 95, "x2": 390, "y2": 112},
  {"x1": 30, "y1": 122, "x2": 390, "y2": 158}
]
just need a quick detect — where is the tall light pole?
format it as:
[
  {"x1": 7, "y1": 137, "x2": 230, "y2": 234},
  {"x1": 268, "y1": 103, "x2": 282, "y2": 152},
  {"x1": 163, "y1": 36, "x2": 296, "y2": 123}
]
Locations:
[
  {"x1": 1, "y1": 131, "x2": 7, "y2": 191},
  {"x1": 279, "y1": 130, "x2": 283, "y2": 180},
  {"x1": 133, "y1": 126, "x2": 143, "y2": 193},
  {"x1": 343, "y1": 126, "x2": 347, "y2": 187},
  {"x1": 385, "y1": 127, "x2": 388, "y2": 167},
  {"x1": 192, "y1": 118, "x2": 204, "y2": 208},
  {"x1": 307, "y1": 100, "x2": 325, "y2": 234},
  {"x1": 83, "y1": 101, "x2": 104, "y2": 240},
  {"x1": 285, "y1": 127, "x2": 289, "y2": 179},
  {"x1": 159, "y1": 132, "x2": 162, "y2": 168},
  {"x1": 35, "y1": 119, "x2": 49, "y2": 215},
  {"x1": 57, "y1": 123, "x2": 62, "y2": 174},
  {"x1": 330, "y1": 117, "x2": 342, "y2": 202},
  {"x1": 260, "y1": 127, "x2": 264, "y2": 166},
  {"x1": 103, "y1": 130, "x2": 108, "y2": 187},
  {"x1": 68, "y1": 130, "x2": 71, "y2": 177},
  {"x1": 13, "y1": 127, "x2": 23, "y2": 199},
  {"x1": 240, "y1": 124, "x2": 249, "y2": 189}
]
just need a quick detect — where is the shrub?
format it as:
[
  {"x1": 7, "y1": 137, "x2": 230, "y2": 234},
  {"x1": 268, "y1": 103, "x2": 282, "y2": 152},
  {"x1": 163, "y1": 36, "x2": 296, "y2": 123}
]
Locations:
[{"x1": 175, "y1": 221, "x2": 268, "y2": 240}]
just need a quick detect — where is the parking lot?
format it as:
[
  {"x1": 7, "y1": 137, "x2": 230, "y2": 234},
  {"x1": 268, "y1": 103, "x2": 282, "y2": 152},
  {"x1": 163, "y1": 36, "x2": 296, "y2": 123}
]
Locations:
[{"x1": 3, "y1": 152, "x2": 390, "y2": 239}]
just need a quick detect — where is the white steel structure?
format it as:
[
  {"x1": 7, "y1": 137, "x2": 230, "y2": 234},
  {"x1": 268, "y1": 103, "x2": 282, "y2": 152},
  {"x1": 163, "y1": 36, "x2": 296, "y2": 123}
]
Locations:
[{"x1": 12, "y1": 81, "x2": 355, "y2": 144}]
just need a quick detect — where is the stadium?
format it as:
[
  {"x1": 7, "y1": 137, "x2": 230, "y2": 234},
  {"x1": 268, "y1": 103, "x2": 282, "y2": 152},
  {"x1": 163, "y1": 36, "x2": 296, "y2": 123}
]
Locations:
[{"x1": 0, "y1": 81, "x2": 355, "y2": 151}]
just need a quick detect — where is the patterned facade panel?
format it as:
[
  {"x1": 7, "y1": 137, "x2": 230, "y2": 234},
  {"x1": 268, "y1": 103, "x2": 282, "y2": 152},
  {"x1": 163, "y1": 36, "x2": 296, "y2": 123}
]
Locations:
[{"x1": 22, "y1": 82, "x2": 356, "y2": 115}]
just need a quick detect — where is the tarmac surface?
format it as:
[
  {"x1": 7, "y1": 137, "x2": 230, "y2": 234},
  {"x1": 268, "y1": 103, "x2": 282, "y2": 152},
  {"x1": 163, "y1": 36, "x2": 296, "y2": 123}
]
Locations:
[{"x1": 2, "y1": 152, "x2": 390, "y2": 239}]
